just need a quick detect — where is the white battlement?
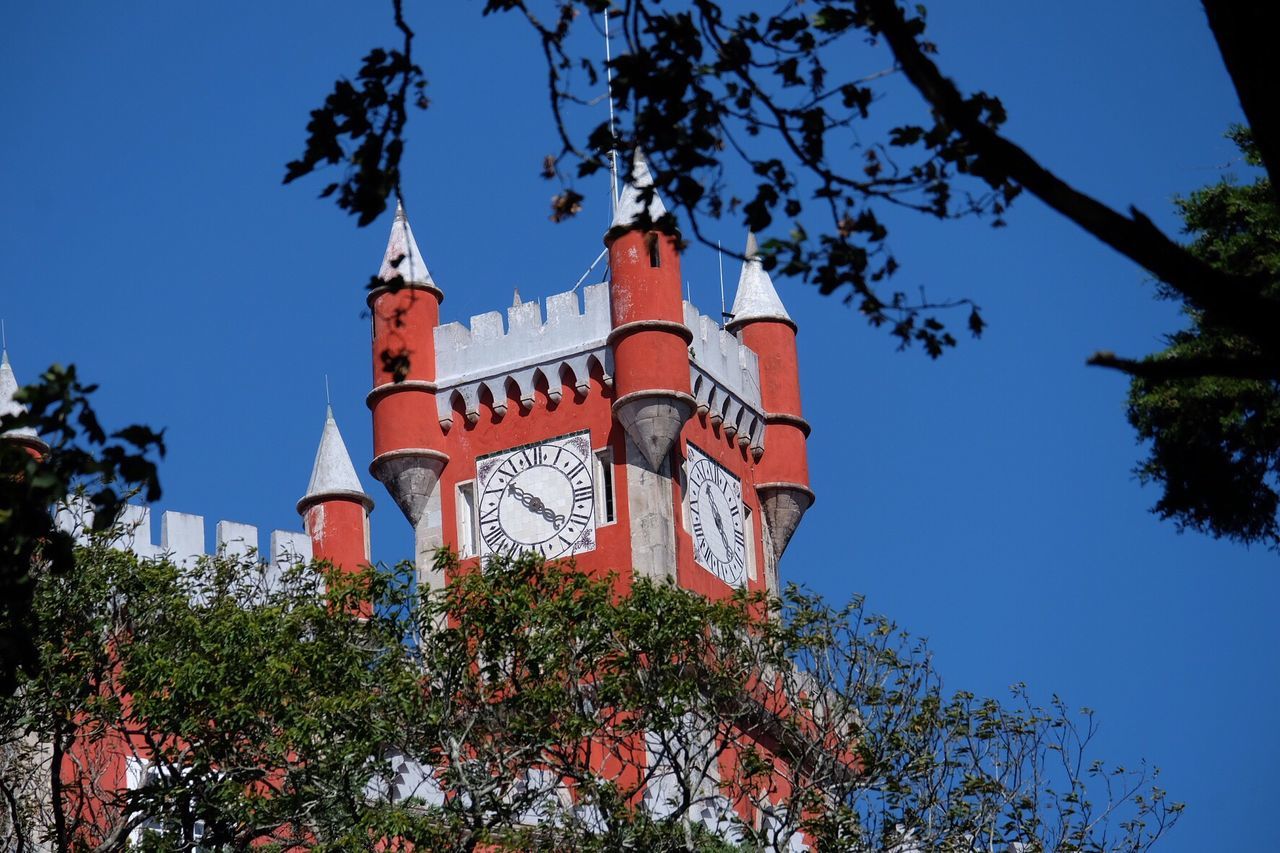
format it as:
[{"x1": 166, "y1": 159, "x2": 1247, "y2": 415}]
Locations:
[
  {"x1": 55, "y1": 499, "x2": 312, "y2": 570},
  {"x1": 685, "y1": 302, "x2": 763, "y2": 409},
  {"x1": 435, "y1": 283, "x2": 614, "y2": 424},
  {"x1": 436, "y1": 283, "x2": 611, "y2": 385},
  {"x1": 684, "y1": 301, "x2": 766, "y2": 453}
]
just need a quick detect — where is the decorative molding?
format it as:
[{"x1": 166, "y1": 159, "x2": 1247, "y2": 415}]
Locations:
[
  {"x1": 605, "y1": 319, "x2": 695, "y2": 346},
  {"x1": 366, "y1": 281, "x2": 444, "y2": 307},
  {"x1": 433, "y1": 283, "x2": 615, "y2": 425},
  {"x1": 684, "y1": 302, "x2": 767, "y2": 455},
  {"x1": 764, "y1": 412, "x2": 811, "y2": 437},
  {"x1": 296, "y1": 488, "x2": 375, "y2": 516},
  {"x1": 366, "y1": 380, "x2": 438, "y2": 409}
]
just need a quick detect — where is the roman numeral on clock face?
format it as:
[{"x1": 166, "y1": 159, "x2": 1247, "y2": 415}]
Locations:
[
  {"x1": 684, "y1": 444, "x2": 747, "y2": 586},
  {"x1": 475, "y1": 431, "x2": 597, "y2": 560}
]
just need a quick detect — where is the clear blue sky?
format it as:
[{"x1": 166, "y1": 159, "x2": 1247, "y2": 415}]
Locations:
[{"x1": 2, "y1": 2, "x2": 1273, "y2": 847}]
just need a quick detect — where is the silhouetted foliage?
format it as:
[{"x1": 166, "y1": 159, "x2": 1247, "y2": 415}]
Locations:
[
  {"x1": 1126, "y1": 128, "x2": 1280, "y2": 547},
  {"x1": 0, "y1": 365, "x2": 164, "y2": 697},
  {"x1": 292, "y1": 0, "x2": 1280, "y2": 372},
  {"x1": 283, "y1": 0, "x2": 427, "y2": 226}
]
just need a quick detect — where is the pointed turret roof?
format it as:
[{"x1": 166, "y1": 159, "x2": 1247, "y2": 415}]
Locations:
[
  {"x1": 298, "y1": 406, "x2": 373, "y2": 513},
  {"x1": 611, "y1": 149, "x2": 668, "y2": 230},
  {"x1": 0, "y1": 351, "x2": 42, "y2": 444},
  {"x1": 727, "y1": 232, "x2": 793, "y2": 331},
  {"x1": 379, "y1": 200, "x2": 436, "y2": 288}
]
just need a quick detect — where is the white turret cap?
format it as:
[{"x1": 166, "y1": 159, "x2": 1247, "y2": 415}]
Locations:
[
  {"x1": 727, "y1": 232, "x2": 793, "y2": 331},
  {"x1": 379, "y1": 200, "x2": 437, "y2": 288},
  {"x1": 611, "y1": 149, "x2": 668, "y2": 230},
  {"x1": 0, "y1": 351, "x2": 42, "y2": 445},
  {"x1": 297, "y1": 406, "x2": 373, "y2": 513}
]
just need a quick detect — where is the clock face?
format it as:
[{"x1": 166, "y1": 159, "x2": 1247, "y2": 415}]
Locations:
[
  {"x1": 474, "y1": 431, "x2": 596, "y2": 560},
  {"x1": 685, "y1": 443, "x2": 746, "y2": 587}
]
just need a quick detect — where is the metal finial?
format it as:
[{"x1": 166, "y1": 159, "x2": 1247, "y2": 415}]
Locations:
[{"x1": 324, "y1": 374, "x2": 332, "y2": 415}]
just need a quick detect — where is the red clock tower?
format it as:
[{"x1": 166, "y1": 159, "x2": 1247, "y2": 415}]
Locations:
[{"x1": 366, "y1": 151, "x2": 813, "y2": 600}]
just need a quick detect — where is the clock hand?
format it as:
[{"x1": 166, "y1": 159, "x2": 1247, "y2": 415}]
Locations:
[
  {"x1": 705, "y1": 489, "x2": 733, "y2": 553},
  {"x1": 507, "y1": 483, "x2": 566, "y2": 527}
]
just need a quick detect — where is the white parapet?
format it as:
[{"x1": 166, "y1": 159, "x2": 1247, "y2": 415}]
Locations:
[
  {"x1": 434, "y1": 283, "x2": 614, "y2": 423},
  {"x1": 684, "y1": 301, "x2": 766, "y2": 453},
  {"x1": 55, "y1": 497, "x2": 312, "y2": 569},
  {"x1": 215, "y1": 520, "x2": 257, "y2": 561},
  {"x1": 162, "y1": 511, "x2": 205, "y2": 568}
]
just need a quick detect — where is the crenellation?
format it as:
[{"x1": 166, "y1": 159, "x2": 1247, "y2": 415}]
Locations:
[
  {"x1": 112, "y1": 504, "x2": 160, "y2": 559},
  {"x1": 270, "y1": 530, "x2": 313, "y2": 567},
  {"x1": 434, "y1": 283, "x2": 613, "y2": 425},
  {"x1": 55, "y1": 497, "x2": 312, "y2": 568},
  {"x1": 162, "y1": 511, "x2": 205, "y2": 568},
  {"x1": 469, "y1": 311, "x2": 505, "y2": 342},
  {"x1": 215, "y1": 520, "x2": 258, "y2": 561},
  {"x1": 507, "y1": 299, "x2": 542, "y2": 335},
  {"x1": 683, "y1": 301, "x2": 766, "y2": 454},
  {"x1": 684, "y1": 302, "x2": 763, "y2": 408}
]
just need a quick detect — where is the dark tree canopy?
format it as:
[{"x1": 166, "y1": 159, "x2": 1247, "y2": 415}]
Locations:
[{"x1": 1127, "y1": 128, "x2": 1280, "y2": 547}]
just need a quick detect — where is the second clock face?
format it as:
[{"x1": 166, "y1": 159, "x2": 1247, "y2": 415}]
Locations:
[
  {"x1": 475, "y1": 431, "x2": 596, "y2": 560},
  {"x1": 685, "y1": 443, "x2": 747, "y2": 587}
]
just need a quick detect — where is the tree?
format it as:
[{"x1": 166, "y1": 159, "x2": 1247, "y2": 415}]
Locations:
[
  {"x1": 1125, "y1": 127, "x2": 1280, "y2": 548},
  {"x1": 0, "y1": 368, "x2": 164, "y2": 699},
  {"x1": 3, "y1": 535, "x2": 1180, "y2": 851},
  {"x1": 289, "y1": 0, "x2": 1280, "y2": 374}
]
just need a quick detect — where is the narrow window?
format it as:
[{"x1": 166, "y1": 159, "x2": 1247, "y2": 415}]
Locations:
[
  {"x1": 595, "y1": 449, "x2": 616, "y2": 525},
  {"x1": 744, "y1": 504, "x2": 758, "y2": 582},
  {"x1": 647, "y1": 233, "x2": 662, "y2": 268},
  {"x1": 457, "y1": 482, "x2": 478, "y2": 557}
]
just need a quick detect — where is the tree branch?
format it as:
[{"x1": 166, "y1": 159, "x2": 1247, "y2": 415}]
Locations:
[
  {"x1": 1201, "y1": 0, "x2": 1280, "y2": 202},
  {"x1": 864, "y1": 0, "x2": 1280, "y2": 352},
  {"x1": 1086, "y1": 349, "x2": 1280, "y2": 381}
]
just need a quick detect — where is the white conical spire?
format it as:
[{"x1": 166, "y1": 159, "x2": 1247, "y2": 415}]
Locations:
[
  {"x1": 0, "y1": 350, "x2": 40, "y2": 442},
  {"x1": 299, "y1": 406, "x2": 371, "y2": 511},
  {"x1": 611, "y1": 149, "x2": 668, "y2": 230},
  {"x1": 727, "y1": 232, "x2": 792, "y2": 329},
  {"x1": 379, "y1": 199, "x2": 436, "y2": 287}
]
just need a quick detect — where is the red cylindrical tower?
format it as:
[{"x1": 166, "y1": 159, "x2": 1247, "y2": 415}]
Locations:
[
  {"x1": 297, "y1": 407, "x2": 374, "y2": 573},
  {"x1": 367, "y1": 201, "x2": 449, "y2": 528},
  {"x1": 606, "y1": 151, "x2": 695, "y2": 468},
  {"x1": 726, "y1": 234, "x2": 814, "y2": 560}
]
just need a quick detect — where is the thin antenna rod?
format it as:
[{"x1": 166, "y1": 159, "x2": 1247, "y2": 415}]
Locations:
[
  {"x1": 1, "y1": 319, "x2": 6, "y2": 352},
  {"x1": 324, "y1": 374, "x2": 331, "y2": 410},
  {"x1": 572, "y1": 247, "x2": 609, "y2": 292},
  {"x1": 604, "y1": 10, "x2": 620, "y2": 216},
  {"x1": 717, "y1": 241, "x2": 726, "y2": 328}
]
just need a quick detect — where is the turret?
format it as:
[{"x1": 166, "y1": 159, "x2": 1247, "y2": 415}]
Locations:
[
  {"x1": 726, "y1": 234, "x2": 813, "y2": 560},
  {"x1": 605, "y1": 151, "x2": 695, "y2": 468},
  {"x1": 367, "y1": 201, "x2": 449, "y2": 528},
  {"x1": 297, "y1": 406, "x2": 373, "y2": 572},
  {"x1": 0, "y1": 350, "x2": 48, "y2": 458}
]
